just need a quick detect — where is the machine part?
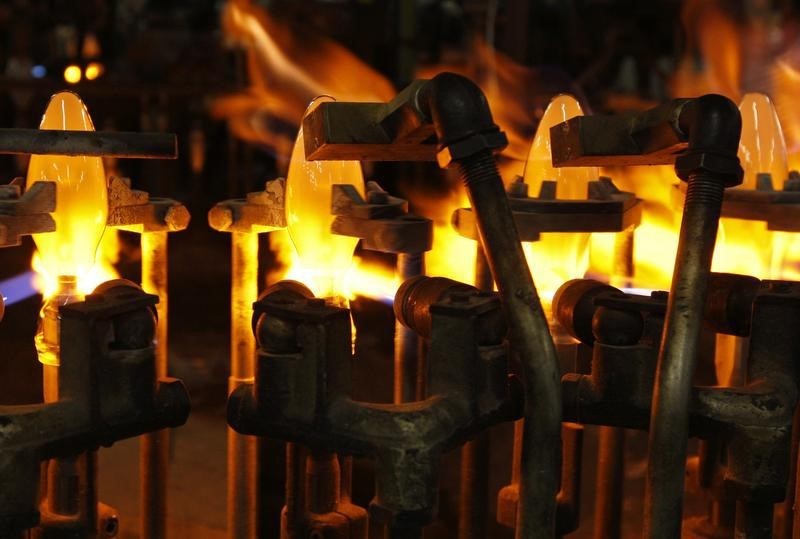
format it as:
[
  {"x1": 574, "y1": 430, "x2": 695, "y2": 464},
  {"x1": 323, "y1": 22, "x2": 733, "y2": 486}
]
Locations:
[
  {"x1": 140, "y1": 231, "x2": 169, "y2": 539},
  {"x1": 301, "y1": 72, "x2": 562, "y2": 538},
  {"x1": 208, "y1": 178, "x2": 287, "y2": 233},
  {"x1": 395, "y1": 252, "x2": 425, "y2": 404},
  {"x1": 0, "y1": 179, "x2": 55, "y2": 247},
  {"x1": 645, "y1": 95, "x2": 743, "y2": 539},
  {"x1": 331, "y1": 182, "x2": 433, "y2": 254},
  {"x1": 229, "y1": 231, "x2": 259, "y2": 539},
  {"x1": 549, "y1": 98, "x2": 692, "y2": 167},
  {"x1": 452, "y1": 176, "x2": 641, "y2": 241},
  {"x1": 0, "y1": 128, "x2": 176, "y2": 159},
  {"x1": 593, "y1": 426, "x2": 625, "y2": 539},
  {"x1": 394, "y1": 276, "x2": 477, "y2": 340},
  {"x1": 0, "y1": 281, "x2": 189, "y2": 537},
  {"x1": 106, "y1": 176, "x2": 190, "y2": 233},
  {"x1": 558, "y1": 276, "x2": 800, "y2": 538},
  {"x1": 230, "y1": 277, "x2": 520, "y2": 531}
]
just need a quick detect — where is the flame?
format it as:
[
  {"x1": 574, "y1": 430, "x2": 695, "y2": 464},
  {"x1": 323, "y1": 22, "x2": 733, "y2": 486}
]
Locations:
[
  {"x1": 284, "y1": 97, "x2": 365, "y2": 299},
  {"x1": 522, "y1": 95, "x2": 596, "y2": 306},
  {"x1": 26, "y1": 92, "x2": 116, "y2": 298}
]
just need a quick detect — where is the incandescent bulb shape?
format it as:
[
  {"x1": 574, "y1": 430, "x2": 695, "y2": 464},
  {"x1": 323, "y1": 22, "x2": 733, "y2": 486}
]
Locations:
[
  {"x1": 524, "y1": 94, "x2": 599, "y2": 200},
  {"x1": 738, "y1": 93, "x2": 789, "y2": 189},
  {"x1": 26, "y1": 91, "x2": 107, "y2": 291},
  {"x1": 522, "y1": 95, "x2": 597, "y2": 309},
  {"x1": 285, "y1": 96, "x2": 364, "y2": 299}
]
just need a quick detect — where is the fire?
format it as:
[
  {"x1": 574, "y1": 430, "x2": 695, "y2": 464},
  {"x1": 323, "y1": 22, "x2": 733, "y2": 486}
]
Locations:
[
  {"x1": 26, "y1": 92, "x2": 118, "y2": 299},
  {"x1": 523, "y1": 95, "x2": 596, "y2": 307}
]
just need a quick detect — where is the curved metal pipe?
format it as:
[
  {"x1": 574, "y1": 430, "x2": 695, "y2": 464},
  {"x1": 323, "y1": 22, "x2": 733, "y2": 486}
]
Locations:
[
  {"x1": 644, "y1": 94, "x2": 742, "y2": 538},
  {"x1": 418, "y1": 72, "x2": 562, "y2": 537}
]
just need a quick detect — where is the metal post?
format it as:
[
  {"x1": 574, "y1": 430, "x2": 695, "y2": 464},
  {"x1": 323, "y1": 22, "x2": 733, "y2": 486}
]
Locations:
[
  {"x1": 458, "y1": 245, "x2": 492, "y2": 539},
  {"x1": 228, "y1": 232, "x2": 258, "y2": 539},
  {"x1": 140, "y1": 231, "x2": 169, "y2": 539},
  {"x1": 593, "y1": 426, "x2": 625, "y2": 539},
  {"x1": 394, "y1": 252, "x2": 424, "y2": 404}
]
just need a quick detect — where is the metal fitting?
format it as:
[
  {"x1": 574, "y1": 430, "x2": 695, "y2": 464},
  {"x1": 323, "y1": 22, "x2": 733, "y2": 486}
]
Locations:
[{"x1": 674, "y1": 151, "x2": 744, "y2": 186}]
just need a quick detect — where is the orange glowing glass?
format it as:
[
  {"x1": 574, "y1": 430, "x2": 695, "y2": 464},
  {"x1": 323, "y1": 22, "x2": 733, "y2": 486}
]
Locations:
[
  {"x1": 522, "y1": 95, "x2": 597, "y2": 307},
  {"x1": 26, "y1": 92, "x2": 107, "y2": 296},
  {"x1": 738, "y1": 93, "x2": 788, "y2": 189},
  {"x1": 285, "y1": 96, "x2": 364, "y2": 299}
]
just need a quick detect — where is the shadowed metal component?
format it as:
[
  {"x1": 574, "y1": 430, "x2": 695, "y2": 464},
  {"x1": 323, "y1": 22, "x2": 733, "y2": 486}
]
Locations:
[
  {"x1": 0, "y1": 179, "x2": 55, "y2": 247},
  {"x1": 0, "y1": 128, "x2": 177, "y2": 159},
  {"x1": 299, "y1": 72, "x2": 562, "y2": 537}
]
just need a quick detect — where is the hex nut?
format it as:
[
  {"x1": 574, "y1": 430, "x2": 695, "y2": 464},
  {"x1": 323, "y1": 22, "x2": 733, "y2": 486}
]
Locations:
[{"x1": 674, "y1": 150, "x2": 743, "y2": 186}]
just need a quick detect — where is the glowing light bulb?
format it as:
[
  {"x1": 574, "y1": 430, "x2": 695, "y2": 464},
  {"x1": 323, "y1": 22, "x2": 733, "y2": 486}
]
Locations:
[
  {"x1": 63, "y1": 65, "x2": 82, "y2": 84},
  {"x1": 522, "y1": 95, "x2": 597, "y2": 311},
  {"x1": 523, "y1": 94, "x2": 599, "y2": 200},
  {"x1": 738, "y1": 93, "x2": 789, "y2": 189},
  {"x1": 285, "y1": 96, "x2": 364, "y2": 300},
  {"x1": 26, "y1": 92, "x2": 107, "y2": 365}
]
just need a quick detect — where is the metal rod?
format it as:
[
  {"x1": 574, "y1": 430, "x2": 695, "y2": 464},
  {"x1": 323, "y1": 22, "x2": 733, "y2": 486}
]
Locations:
[
  {"x1": 457, "y1": 245, "x2": 493, "y2": 539},
  {"x1": 455, "y1": 151, "x2": 562, "y2": 537},
  {"x1": 228, "y1": 232, "x2": 259, "y2": 539},
  {"x1": 140, "y1": 231, "x2": 169, "y2": 539},
  {"x1": 0, "y1": 128, "x2": 177, "y2": 159},
  {"x1": 593, "y1": 426, "x2": 625, "y2": 539},
  {"x1": 644, "y1": 174, "x2": 726, "y2": 538},
  {"x1": 394, "y1": 252, "x2": 424, "y2": 404},
  {"x1": 779, "y1": 406, "x2": 800, "y2": 538},
  {"x1": 735, "y1": 501, "x2": 774, "y2": 539},
  {"x1": 283, "y1": 443, "x2": 306, "y2": 539}
]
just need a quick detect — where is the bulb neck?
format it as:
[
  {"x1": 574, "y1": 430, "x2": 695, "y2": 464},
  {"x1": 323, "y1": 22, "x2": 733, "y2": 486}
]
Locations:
[{"x1": 37, "y1": 275, "x2": 82, "y2": 367}]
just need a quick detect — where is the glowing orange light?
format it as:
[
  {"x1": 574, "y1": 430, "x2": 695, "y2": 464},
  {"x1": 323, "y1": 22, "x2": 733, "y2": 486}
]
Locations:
[
  {"x1": 284, "y1": 96, "x2": 364, "y2": 299},
  {"x1": 84, "y1": 62, "x2": 104, "y2": 81},
  {"x1": 63, "y1": 65, "x2": 82, "y2": 84},
  {"x1": 523, "y1": 95, "x2": 597, "y2": 308},
  {"x1": 27, "y1": 92, "x2": 110, "y2": 299}
]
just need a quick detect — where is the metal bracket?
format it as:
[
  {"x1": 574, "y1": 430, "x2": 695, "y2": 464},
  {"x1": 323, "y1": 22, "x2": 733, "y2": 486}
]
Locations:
[
  {"x1": 0, "y1": 179, "x2": 55, "y2": 247},
  {"x1": 208, "y1": 178, "x2": 287, "y2": 233},
  {"x1": 332, "y1": 182, "x2": 433, "y2": 254},
  {"x1": 106, "y1": 177, "x2": 190, "y2": 233},
  {"x1": 452, "y1": 177, "x2": 641, "y2": 241}
]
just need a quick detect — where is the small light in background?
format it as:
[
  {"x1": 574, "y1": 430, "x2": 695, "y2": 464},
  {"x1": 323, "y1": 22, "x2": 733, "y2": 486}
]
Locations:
[
  {"x1": 84, "y1": 62, "x2": 104, "y2": 81},
  {"x1": 31, "y1": 65, "x2": 47, "y2": 79},
  {"x1": 63, "y1": 64, "x2": 82, "y2": 84}
]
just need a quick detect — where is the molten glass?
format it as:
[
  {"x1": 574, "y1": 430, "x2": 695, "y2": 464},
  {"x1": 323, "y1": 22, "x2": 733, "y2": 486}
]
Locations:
[
  {"x1": 26, "y1": 92, "x2": 108, "y2": 365},
  {"x1": 738, "y1": 93, "x2": 788, "y2": 189},
  {"x1": 285, "y1": 96, "x2": 364, "y2": 300},
  {"x1": 523, "y1": 95, "x2": 597, "y2": 308}
]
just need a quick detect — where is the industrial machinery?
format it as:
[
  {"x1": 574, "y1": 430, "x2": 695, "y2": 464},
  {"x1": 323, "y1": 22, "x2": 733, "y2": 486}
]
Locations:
[{"x1": 0, "y1": 93, "x2": 190, "y2": 538}]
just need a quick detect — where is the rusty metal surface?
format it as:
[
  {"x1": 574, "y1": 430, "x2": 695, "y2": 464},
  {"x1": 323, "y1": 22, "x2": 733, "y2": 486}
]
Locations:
[
  {"x1": 0, "y1": 179, "x2": 55, "y2": 247},
  {"x1": 106, "y1": 176, "x2": 189, "y2": 233},
  {"x1": 0, "y1": 128, "x2": 176, "y2": 159},
  {"x1": 208, "y1": 178, "x2": 286, "y2": 233}
]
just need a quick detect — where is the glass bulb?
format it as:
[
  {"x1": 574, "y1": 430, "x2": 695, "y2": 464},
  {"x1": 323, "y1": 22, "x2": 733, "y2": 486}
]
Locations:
[
  {"x1": 285, "y1": 96, "x2": 364, "y2": 299},
  {"x1": 26, "y1": 92, "x2": 107, "y2": 366},
  {"x1": 523, "y1": 94, "x2": 599, "y2": 200},
  {"x1": 26, "y1": 91, "x2": 107, "y2": 291},
  {"x1": 522, "y1": 95, "x2": 596, "y2": 313},
  {"x1": 738, "y1": 92, "x2": 788, "y2": 189}
]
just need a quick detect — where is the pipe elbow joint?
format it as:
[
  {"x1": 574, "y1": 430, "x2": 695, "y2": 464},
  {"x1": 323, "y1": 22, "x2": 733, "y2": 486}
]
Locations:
[
  {"x1": 418, "y1": 72, "x2": 508, "y2": 168},
  {"x1": 675, "y1": 94, "x2": 743, "y2": 186}
]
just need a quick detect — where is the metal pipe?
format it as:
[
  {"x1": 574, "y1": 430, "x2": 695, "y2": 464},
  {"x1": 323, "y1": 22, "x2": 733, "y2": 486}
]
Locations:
[
  {"x1": 0, "y1": 128, "x2": 177, "y2": 158},
  {"x1": 735, "y1": 502, "x2": 773, "y2": 539},
  {"x1": 228, "y1": 231, "x2": 259, "y2": 539},
  {"x1": 140, "y1": 231, "x2": 169, "y2": 539},
  {"x1": 593, "y1": 426, "x2": 625, "y2": 539},
  {"x1": 394, "y1": 252, "x2": 424, "y2": 404},
  {"x1": 453, "y1": 150, "x2": 561, "y2": 537},
  {"x1": 283, "y1": 443, "x2": 306, "y2": 539},
  {"x1": 644, "y1": 95, "x2": 742, "y2": 538}
]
